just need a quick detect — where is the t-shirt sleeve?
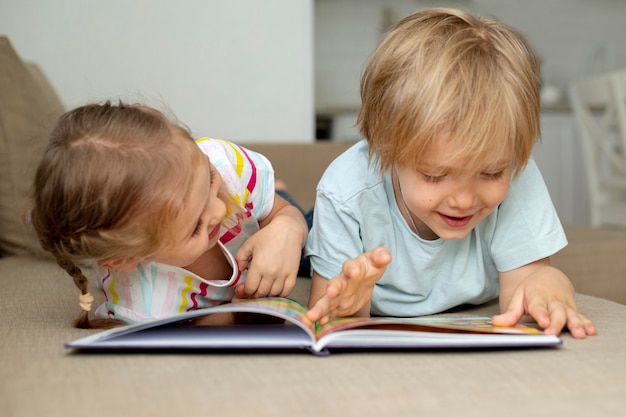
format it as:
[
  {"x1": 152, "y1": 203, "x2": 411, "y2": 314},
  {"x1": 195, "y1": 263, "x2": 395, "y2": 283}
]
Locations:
[
  {"x1": 305, "y1": 145, "x2": 376, "y2": 279},
  {"x1": 490, "y1": 158, "x2": 568, "y2": 272},
  {"x1": 195, "y1": 138, "x2": 275, "y2": 221},
  {"x1": 305, "y1": 190, "x2": 366, "y2": 280}
]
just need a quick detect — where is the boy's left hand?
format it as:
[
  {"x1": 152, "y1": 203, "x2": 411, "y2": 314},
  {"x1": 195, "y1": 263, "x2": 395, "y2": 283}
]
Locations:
[{"x1": 493, "y1": 260, "x2": 597, "y2": 339}]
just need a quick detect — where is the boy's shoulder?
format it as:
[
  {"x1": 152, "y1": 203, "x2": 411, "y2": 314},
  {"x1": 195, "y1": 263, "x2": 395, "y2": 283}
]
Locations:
[
  {"x1": 325, "y1": 140, "x2": 370, "y2": 170},
  {"x1": 319, "y1": 140, "x2": 385, "y2": 201}
]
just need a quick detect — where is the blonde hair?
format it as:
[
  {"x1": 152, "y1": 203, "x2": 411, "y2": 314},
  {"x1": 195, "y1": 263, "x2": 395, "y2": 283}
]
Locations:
[
  {"x1": 358, "y1": 8, "x2": 541, "y2": 177},
  {"x1": 31, "y1": 101, "x2": 219, "y2": 328}
]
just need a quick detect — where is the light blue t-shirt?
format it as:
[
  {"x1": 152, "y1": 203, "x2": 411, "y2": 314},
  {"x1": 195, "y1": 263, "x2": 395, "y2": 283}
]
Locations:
[{"x1": 305, "y1": 140, "x2": 567, "y2": 317}]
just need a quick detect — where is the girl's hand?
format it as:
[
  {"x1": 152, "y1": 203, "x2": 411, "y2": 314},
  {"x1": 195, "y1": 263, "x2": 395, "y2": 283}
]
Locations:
[
  {"x1": 493, "y1": 260, "x2": 597, "y2": 339},
  {"x1": 306, "y1": 247, "x2": 392, "y2": 324},
  {"x1": 234, "y1": 194, "x2": 307, "y2": 299}
]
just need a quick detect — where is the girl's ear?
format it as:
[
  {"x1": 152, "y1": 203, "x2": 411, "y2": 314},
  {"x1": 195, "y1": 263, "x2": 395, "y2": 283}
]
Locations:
[{"x1": 98, "y1": 257, "x2": 139, "y2": 271}]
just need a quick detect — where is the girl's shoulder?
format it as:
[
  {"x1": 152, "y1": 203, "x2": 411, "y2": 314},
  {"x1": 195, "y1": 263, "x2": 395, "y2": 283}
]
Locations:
[{"x1": 195, "y1": 137, "x2": 271, "y2": 171}]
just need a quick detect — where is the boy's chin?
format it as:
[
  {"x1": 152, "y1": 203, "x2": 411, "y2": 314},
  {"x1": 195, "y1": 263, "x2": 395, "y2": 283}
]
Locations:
[{"x1": 432, "y1": 227, "x2": 473, "y2": 241}]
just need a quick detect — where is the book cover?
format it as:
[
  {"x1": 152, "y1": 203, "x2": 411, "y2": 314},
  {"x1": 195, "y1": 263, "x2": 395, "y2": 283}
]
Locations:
[{"x1": 66, "y1": 297, "x2": 562, "y2": 355}]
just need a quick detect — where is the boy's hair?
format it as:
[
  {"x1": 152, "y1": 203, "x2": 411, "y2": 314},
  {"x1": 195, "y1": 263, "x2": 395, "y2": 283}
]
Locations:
[
  {"x1": 358, "y1": 8, "x2": 541, "y2": 177},
  {"x1": 31, "y1": 101, "x2": 208, "y2": 328}
]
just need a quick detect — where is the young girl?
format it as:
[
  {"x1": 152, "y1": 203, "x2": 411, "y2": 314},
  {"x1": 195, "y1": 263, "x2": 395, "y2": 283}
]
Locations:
[
  {"x1": 305, "y1": 8, "x2": 597, "y2": 339},
  {"x1": 31, "y1": 101, "x2": 308, "y2": 328}
]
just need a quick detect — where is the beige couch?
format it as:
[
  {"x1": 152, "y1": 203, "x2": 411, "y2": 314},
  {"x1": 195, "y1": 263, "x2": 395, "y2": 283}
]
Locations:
[{"x1": 2, "y1": 36, "x2": 626, "y2": 417}]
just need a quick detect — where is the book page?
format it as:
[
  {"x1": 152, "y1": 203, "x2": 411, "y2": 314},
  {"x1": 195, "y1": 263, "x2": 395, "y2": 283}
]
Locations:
[
  {"x1": 224, "y1": 297, "x2": 317, "y2": 335},
  {"x1": 316, "y1": 315, "x2": 544, "y2": 338},
  {"x1": 404, "y1": 317, "x2": 544, "y2": 334}
]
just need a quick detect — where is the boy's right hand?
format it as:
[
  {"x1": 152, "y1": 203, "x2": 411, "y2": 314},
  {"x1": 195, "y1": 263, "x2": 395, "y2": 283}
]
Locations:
[{"x1": 306, "y1": 247, "x2": 391, "y2": 324}]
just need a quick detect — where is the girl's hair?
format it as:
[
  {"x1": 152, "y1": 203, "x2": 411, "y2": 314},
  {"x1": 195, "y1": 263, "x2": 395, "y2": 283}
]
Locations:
[
  {"x1": 31, "y1": 101, "x2": 212, "y2": 328},
  {"x1": 358, "y1": 8, "x2": 541, "y2": 177}
]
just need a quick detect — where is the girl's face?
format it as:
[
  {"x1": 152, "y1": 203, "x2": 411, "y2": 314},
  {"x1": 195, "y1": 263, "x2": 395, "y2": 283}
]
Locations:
[
  {"x1": 152, "y1": 155, "x2": 226, "y2": 267},
  {"x1": 395, "y1": 135, "x2": 512, "y2": 241}
]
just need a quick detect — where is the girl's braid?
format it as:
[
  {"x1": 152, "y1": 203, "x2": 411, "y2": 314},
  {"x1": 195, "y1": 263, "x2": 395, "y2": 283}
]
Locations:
[{"x1": 55, "y1": 255, "x2": 125, "y2": 329}]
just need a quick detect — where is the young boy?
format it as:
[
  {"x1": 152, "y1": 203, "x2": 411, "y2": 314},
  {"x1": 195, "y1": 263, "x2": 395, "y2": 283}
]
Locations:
[{"x1": 305, "y1": 8, "x2": 596, "y2": 339}]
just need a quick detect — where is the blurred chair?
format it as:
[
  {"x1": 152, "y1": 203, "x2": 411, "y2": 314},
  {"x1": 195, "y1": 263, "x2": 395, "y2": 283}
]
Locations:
[{"x1": 568, "y1": 69, "x2": 626, "y2": 227}]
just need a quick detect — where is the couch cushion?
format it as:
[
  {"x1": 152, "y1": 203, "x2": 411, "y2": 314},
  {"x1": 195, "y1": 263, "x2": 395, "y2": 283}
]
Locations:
[
  {"x1": 554, "y1": 224, "x2": 626, "y2": 305},
  {"x1": 0, "y1": 36, "x2": 64, "y2": 256}
]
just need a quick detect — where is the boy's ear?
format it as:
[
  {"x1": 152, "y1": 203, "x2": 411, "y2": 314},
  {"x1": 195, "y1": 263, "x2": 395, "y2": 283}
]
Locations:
[{"x1": 98, "y1": 257, "x2": 139, "y2": 271}]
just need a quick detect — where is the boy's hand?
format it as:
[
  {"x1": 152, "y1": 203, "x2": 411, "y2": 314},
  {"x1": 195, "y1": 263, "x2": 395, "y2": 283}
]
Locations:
[
  {"x1": 493, "y1": 262, "x2": 597, "y2": 339},
  {"x1": 307, "y1": 247, "x2": 392, "y2": 324}
]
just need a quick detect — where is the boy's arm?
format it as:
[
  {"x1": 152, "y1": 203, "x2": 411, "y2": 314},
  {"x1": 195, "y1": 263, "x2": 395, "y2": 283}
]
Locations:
[
  {"x1": 306, "y1": 247, "x2": 391, "y2": 324},
  {"x1": 493, "y1": 257, "x2": 597, "y2": 339}
]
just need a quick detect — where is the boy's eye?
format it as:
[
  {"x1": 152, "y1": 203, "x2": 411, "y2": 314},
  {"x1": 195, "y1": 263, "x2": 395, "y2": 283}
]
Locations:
[
  {"x1": 481, "y1": 171, "x2": 504, "y2": 180},
  {"x1": 422, "y1": 173, "x2": 446, "y2": 183}
]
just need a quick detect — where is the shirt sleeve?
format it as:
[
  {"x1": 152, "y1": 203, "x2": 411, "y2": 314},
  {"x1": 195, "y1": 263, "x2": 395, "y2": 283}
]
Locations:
[
  {"x1": 304, "y1": 143, "x2": 375, "y2": 279},
  {"x1": 306, "y1": 190, "x2": 366, "y2": 279},
  {"x1": 490, "y1": 158, "x2": 568, "y2": 272},
  {"x1": 195, "y1": 138, "x2": 275, "y2": 221}
]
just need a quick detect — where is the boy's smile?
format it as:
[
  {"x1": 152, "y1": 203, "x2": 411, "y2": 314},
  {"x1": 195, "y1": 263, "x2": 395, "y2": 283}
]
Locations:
[{"x1": 439, "y1": 213, "x2": 473, "y2": 228}]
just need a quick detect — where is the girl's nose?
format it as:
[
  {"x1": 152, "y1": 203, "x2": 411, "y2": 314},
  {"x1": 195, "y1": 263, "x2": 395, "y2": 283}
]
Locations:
[{"x1": 210, "y1": 198, "x2": 227, "y2": 226}]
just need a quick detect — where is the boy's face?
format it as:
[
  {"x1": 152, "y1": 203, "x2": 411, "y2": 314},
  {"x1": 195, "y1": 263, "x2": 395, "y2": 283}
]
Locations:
[{"x1": 394, "y1": 134, "x2": 512, "y2": 241}]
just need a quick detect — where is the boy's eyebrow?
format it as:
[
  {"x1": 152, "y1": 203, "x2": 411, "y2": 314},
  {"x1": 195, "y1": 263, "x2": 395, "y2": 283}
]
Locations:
[
  {"x1": 416, "y1": 158, "x2": 512, "y2": 172},
  {"x1": 481, "y1": 159, "x2": 513, "y2": 169}
]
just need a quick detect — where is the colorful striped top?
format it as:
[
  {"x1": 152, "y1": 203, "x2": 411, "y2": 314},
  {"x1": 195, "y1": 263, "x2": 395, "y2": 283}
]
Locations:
[{"x1": 94, "y1": 138, "x2": 275, "y2": 323}]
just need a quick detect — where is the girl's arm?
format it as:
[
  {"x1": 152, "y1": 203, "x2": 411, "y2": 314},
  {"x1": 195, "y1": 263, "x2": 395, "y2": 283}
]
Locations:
[
  {"x1": 257, "y1": 193, "x2": 308, "y2": 236},
  {"x1": 493, "y1": 257, "x2": 597, "y2": 338}
]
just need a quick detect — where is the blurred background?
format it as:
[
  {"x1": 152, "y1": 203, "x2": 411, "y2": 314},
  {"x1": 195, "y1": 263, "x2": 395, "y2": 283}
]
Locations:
[
  {"x1": 2, "y1": 0, "x2": 626, "y2": 225},
  {"x1": 315, "y1": 0, "x2": 626, "y2": 140},
  {"x1": 0, "y1": 0, "x2": 314, "y2": 142}
]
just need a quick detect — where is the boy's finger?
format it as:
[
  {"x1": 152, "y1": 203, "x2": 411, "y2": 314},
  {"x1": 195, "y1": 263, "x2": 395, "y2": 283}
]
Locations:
[
  {"x1": 326, "y1": 273, "x2": 351, "y2": 298},
  {"x1": 492, "y1": 290, "x2": 525, "y2": 326},
  {"x1": 542, "y1": 301, "x2": 567, "y2": 335},
  {"x1": 526, "y1": 297, "x2": 552, "y2": 330},
  {"x1": 306, "y1": 295, "x2": 331, "y2": 322},
  {"x1": 367, "y1": 247, "x2": 392, "y2": 268}
]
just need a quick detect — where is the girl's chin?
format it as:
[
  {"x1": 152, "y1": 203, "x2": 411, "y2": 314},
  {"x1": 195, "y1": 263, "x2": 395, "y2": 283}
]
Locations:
[{"x1": 207, "y1": 236, "x2": 220, "y2": 250}]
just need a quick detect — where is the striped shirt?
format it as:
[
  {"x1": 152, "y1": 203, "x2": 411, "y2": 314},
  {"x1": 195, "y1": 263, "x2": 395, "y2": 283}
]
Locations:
[{"x1": 94, "y1": 138, "x2": 275, "y2": 323}]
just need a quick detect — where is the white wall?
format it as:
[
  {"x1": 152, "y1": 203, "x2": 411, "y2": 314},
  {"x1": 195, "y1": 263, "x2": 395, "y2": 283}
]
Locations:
[{"x1": 0, "y1": 0, "x2": 314, "y2": 142}]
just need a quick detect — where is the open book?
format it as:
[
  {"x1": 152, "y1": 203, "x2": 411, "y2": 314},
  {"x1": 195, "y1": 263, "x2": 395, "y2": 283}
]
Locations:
[{"x1": 66, "y1": 297, "x2": 562, "y2": 356}]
